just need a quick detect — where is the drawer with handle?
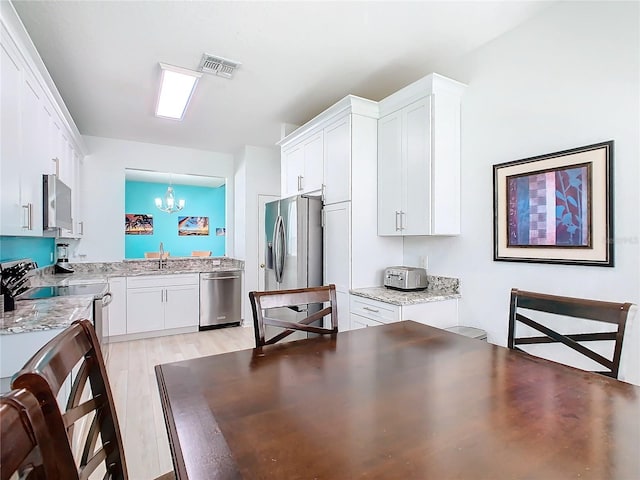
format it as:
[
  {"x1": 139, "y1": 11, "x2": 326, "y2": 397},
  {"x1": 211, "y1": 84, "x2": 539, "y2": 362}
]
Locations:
[{"x1": 349, "y1": 295, "x2": 400, "y2": 324}]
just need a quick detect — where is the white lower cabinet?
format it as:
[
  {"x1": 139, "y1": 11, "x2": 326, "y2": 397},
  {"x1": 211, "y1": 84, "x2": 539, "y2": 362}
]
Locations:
[
  {"x1": 126, "y1": 274, "x2": 199, "y2": 335},
  {"x1": 107, "y1": 277, "x2": 127, "y2": 337},
  {"x1": 349, "y1": 294, "x2": 458, "y2": 330},
  {"x1": 0, "y1": 329, "x2": 62, "y2": 394}
]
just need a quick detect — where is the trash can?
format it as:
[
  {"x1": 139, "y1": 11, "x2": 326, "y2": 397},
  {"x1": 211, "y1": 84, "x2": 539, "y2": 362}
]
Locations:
[{"x1": 444, "y1": 326, "x2": 487, "y2": 341}]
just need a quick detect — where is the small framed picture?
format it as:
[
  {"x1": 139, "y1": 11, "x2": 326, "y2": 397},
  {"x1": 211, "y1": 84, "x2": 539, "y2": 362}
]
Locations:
[
  {"x1": 125, "y1": 214, "x2": 153, "y2": 235},
  {"x1": 178, "y1": 216, "x2": 209, "y2": 236}
]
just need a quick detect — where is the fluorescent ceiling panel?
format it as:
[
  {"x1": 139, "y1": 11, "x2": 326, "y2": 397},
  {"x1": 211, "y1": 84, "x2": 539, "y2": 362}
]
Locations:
[{"x1": 155, "y1": 63, "x2": 202, "y2": 120}]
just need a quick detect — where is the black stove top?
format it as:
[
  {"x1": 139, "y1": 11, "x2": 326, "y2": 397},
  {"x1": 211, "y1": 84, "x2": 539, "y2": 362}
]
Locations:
[{"x1": 17, "y1": 284, "x2": 108, "y2": 300}]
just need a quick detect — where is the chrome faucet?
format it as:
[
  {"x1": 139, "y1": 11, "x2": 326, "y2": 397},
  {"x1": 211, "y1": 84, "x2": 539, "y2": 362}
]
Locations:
[{"x1": 159, "y1": 242, "x2": 166, "y2": 269}]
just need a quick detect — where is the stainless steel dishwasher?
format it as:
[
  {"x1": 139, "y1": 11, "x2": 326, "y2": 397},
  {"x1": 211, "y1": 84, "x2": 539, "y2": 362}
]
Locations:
[{"x1": 199, "y1": 270, "x2": 242, "y2": 329}]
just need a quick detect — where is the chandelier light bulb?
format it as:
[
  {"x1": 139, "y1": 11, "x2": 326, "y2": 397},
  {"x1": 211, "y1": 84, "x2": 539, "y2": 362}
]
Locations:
[{"x1": 155, "y1": 184, "x2": 185, "y2": 214}]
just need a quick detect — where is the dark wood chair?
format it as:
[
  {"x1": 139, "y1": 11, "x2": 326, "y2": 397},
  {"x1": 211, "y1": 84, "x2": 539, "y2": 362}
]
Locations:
[
  {"x1": 0, "y1": 388, "x2": 76, "y2": 480},
  {"x1": 11, "y1": 319, "x2": 175, "y2": 480},
  {"x1": 508, "y1": 288, "x2": 633, "y2": 378},
  {"x1": 249, "y1": 284, "x2": 338, "y2": 347}
]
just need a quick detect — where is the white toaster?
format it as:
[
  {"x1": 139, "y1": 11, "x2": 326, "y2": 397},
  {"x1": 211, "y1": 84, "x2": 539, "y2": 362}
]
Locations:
[{"x1": 383, "y1": 266, "x2": 428, "y2": 291}]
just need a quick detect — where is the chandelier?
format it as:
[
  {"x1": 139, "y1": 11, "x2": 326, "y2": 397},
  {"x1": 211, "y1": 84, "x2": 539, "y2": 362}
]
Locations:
[{"x1": 155, "y1": 184, "x2": 185, "y2": 214}]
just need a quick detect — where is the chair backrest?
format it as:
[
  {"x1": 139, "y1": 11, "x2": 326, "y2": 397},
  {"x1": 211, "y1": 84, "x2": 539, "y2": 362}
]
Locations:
[
  {"x1": 249, "y1": 284, "x2": 338, "y2": 347},
  {"x1": 0, "y1": 388, "x2": 75, "y2": 480},
  {"x1": 145, "y1": 251, "x2": 169, "y2": 259},
  {"x1": 508, "y1": 288, "x2": 633, "y2": 378},
  {"x1": 191, "y1": 250, "x2": 211, "y2": 257},
  {"x1": 12, "y1": 319, "x2": 128, "y2": 480}
]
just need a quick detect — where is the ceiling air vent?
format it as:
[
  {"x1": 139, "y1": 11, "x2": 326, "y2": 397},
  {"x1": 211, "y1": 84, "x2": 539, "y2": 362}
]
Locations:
[{"x1": 199, "y1": 54, "x2": 241, "y2": 79}]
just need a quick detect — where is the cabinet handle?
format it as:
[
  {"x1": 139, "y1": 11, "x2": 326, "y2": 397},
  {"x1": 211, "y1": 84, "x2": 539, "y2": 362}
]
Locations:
[
  {"x1": 165, "y1": 289, "x2": 168, "y2": 303},
  {"x1": 395, "y1": 211, "x2": 401, "y2": 231},
  {"x1": 363, "y1": 307, "x2": 380, "y2": 313},
  {"x1": 161, "y1": 290, "x2": 164, "y2": 303},
  {"x1": 400, "y1": 211, "x2": 405, "y2": 231},
  {"x1": 53, "y1": 158, "x2": 60, "y2": 177},
  {"x1": 79, "y1": 221, "x2": 84, "y2": 235},
  {"x1": 21, "y1": 204, "x2": 33, "y2": 230},
  {"x1": 298, "y1": 175, "x2": 304, "y2": 191}
]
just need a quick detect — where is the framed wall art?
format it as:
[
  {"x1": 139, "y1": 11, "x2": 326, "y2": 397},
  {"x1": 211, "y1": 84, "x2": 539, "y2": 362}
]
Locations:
[
  {"x1": 493, "y1": 141, "x2": 613, "y2": 266},
  {"x1": 125, "y1": 214, "x2": 153, "y2": 235},
  {"x1": 178, "y1": 216, "x2": 209, "y2": 236}
]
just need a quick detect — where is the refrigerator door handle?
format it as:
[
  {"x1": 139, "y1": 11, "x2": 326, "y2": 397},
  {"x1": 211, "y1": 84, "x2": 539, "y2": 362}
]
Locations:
[{"x1": 274, "y1": 215, "x2": 286, "y2": 283}]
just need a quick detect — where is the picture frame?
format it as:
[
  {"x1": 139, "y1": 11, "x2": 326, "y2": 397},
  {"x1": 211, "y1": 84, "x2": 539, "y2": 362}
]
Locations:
[
  {"x1": 493, "y1": 141, "x2": 613, "y2": 267},
  {"x1": 125, "y1": 213, "x2": 153, "y2": 235},
  {"x1": 178, "y1": 216, "x2": 209, "y2": 236}
]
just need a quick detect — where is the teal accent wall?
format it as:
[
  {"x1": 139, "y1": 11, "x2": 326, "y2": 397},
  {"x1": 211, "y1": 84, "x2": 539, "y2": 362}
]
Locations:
[
  {"x1": 0, "y1": 236, "x2": 55, "y2": 267},
  {"x1": 125, "y1": 181, "x2": 226, "y2": 258}
]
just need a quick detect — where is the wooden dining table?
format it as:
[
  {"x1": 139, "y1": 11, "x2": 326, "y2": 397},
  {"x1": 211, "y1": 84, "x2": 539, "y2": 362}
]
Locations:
[{"x1": 155, "y1": 320, "x2": 640, "y2": 480}]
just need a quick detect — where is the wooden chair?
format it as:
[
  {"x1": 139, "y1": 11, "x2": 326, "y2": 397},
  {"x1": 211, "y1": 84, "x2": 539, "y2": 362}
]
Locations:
[
  {"x1": 0, "y1": 388, "x2": 74, "y2": 480},
  {"x1": 145, "y1": 251, "x2": 169, "y2": 259},
  {"x1": 508, "y1": 288, "x2": 633, "y2": 379},
  {"x1": 191, "y1": 250, "x2": 211, "y2": 257},
  {"x1": 249, "y1": 284, "x2": 338, "y2": 347},
  {"x1": 11, "y1": 319, "x2": 175, "y2": 480}
]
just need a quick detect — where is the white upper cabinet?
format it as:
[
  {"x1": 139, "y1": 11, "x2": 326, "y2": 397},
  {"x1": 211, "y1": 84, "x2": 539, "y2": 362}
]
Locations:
[
  {"x1": 281, "y1": 131, "x2": 323, "y2": 197},
  {"x1": 278, "y1": 96, "x2": 378, "y2": 202},
  {"x1": 0, "y1": 1, "x2": 85, "y2": 238},
  {"x1": 0, "y1": 24, "x2": 43, "y2": 236},
  {"x1": 378, "y1": 74, "x2": 466, "y2": 236},
  {"x1": 323, "y1": 116, "x2": 351, "y2": 204},
  {"x1": 1, "y1": 26, "x2": 25, "y2": 236}
]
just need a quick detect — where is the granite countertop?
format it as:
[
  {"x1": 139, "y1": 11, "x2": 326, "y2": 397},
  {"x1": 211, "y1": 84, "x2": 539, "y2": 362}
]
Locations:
[
  {"x1": 30, "y1": 257, "x2": 244, "y2": 286},
  {"x1": 0, "y1": 296, "x2": 94, "y2": 334},
  {"x1": 350, "y1": 275, "x2": 461, "y2": 306}
]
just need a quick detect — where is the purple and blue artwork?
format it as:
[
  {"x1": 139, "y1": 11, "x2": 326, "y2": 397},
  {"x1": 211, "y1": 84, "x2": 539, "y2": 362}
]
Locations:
[{"x1": 507, "y1": 164, "x2": 591, "y2": 247}]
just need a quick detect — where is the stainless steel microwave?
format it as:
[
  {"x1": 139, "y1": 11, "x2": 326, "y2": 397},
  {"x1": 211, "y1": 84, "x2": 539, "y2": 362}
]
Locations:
[{"x1": 43, "y1": 174, "x2": 72, "y2": 231}]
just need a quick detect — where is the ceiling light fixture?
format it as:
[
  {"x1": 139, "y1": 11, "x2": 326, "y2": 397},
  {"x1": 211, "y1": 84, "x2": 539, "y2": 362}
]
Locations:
[
  {"x1": 155, "y1": 181, "x2": 185, "y2": 214},
  {"x1": 155, "y1": 63, "x2": 202, "y2": 120}
]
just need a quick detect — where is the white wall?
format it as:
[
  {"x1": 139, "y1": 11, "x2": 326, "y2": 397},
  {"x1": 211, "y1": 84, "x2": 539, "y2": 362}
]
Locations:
[
  {"x1": 234, "y1": 145, "x2": 281, "y2": 323},
  {"x1": 78, "y1": 136, "x2": 235, "y2": 261},
  {"x1": 404, "y1": 1, "x2": 639, "y2": 381}
]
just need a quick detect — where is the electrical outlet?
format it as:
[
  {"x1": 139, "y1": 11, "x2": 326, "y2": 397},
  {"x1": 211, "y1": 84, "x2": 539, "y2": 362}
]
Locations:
[{"x1": 419, "y1": 256, "x2": 428, "y2": 270}]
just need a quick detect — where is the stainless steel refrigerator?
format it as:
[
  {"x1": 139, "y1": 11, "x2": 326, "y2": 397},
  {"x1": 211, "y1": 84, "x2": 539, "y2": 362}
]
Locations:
[{"x1": 264, "y1": 195, "x2": 323, "y2": 340}]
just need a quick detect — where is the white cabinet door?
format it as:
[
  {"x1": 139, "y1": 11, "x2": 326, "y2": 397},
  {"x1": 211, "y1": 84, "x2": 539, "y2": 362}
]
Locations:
[
  {"x1": 281, "y1": 131, "x2": 323, "y2": 197},
  {"x1": 126, "y1": 286, "x2": 164, "y2": 334},
  {"x1": 0, "y1": 30, "x2": 23, "y2": 236},
  {"x1": 335, "y1": 291, "x2": 350, "y2": 332},
  {"x1": 164, "y1": 284, "x2": 199, "y2": 329},
  {"x1": 283, "y1": 144, "x2": 304, "y2": 197},
  {"x1": 323, "y1": 202, "x2": 351, "y2": 296},
  {"x1": 72, "y1": 149, "x2": 84, "y2": 236},
  {"x1": 19, "y1": 73, "x2": 46, "y2": 237},
  {"x1": 323, "y1": 116, "x2": 351, "y2": 204},
  {"x1": 403, "y1": 97, "x2": 431, "y2": 235},
  {"x1": 323, "y1": 203, "x2": 351, "y2": 331},
  {"x1": 107, "y1": 277, "x2": 127, "y2": 337},
  {"x1": 377, "y1": 110, "x2": 403, "y2": 236},
  {"x1": 302, "y1": 132, "x2": 323, "y2": 193}
]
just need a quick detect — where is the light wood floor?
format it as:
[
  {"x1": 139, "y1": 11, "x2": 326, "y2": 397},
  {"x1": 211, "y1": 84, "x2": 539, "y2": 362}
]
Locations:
[{"x1": 104, "y1": 325, "x2": 255, "y2": 479}]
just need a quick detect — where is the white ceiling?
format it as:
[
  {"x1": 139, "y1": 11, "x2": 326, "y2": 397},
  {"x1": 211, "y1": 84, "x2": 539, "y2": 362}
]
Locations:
[{"x1": 12, "y1": 1, "x2": 552, "y2": 155}]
